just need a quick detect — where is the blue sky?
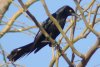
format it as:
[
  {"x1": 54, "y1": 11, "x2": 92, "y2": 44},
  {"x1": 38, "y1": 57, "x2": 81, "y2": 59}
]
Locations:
[{"x1": 0, "y1": 0, "x2": 100, "y2": 67}]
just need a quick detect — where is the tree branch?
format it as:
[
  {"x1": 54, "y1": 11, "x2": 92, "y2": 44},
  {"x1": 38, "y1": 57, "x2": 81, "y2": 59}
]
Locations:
[
  {"x1": 77, "y1": 38, "x2": 100, "y2": 67},
  {"x1": 74, "y1": 0, "x2": 100, "y2": 38},
  {"x1": 0, "y1": 0, "x2": 38, "y2": 37}
]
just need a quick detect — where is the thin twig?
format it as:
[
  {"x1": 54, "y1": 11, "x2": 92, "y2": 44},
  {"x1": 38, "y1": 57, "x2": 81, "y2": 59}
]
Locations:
[
  {"x1": 57, "y1": 45, "x2": 74, "y2": 67},
  {"x1": 0, "y1": 0, "x2": 38, "y2": 37},
  {"x1": 71, "y1": 53, "x2": 75, "y2": 64},
  {"x1": 0, "y1": 44, "x2": 8, "y2": 67},
  {"x1": 74, "y1": 0, "x2": 100, "y2": 38}
]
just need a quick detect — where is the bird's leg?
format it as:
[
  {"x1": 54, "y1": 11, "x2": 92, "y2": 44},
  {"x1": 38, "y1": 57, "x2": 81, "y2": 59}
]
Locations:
[{"x1": 55, "y1": 45, "x2": 64, "y2": 55}]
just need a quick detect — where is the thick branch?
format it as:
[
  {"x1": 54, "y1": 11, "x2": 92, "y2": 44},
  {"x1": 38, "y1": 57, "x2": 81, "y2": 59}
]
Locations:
[
  {"x1": 0, "y1": 0, "x2": 12, "y2": 20},
  {"x1": 77, "y1": 38, "x2": 100, "y2": 67}
]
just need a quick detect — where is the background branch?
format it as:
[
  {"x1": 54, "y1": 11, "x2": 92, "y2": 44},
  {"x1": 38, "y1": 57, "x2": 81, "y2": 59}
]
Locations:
[{"x1": 77, "y1": 38, "x2": 100, "y2": 67}]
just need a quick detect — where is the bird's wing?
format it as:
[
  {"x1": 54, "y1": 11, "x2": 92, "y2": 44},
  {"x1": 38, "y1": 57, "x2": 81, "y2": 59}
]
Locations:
[
  {"x1": 42, "y1": 13, "x2": 56, "y2": 30},
  {"x1": 34, "y1": 13, "x2": 57, "y2": 42}
]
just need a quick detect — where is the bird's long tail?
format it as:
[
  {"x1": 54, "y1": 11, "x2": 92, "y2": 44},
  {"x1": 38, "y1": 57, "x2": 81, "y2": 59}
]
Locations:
[{"x1": 7, "y1": 43, "x2": 45, "y2": 62}]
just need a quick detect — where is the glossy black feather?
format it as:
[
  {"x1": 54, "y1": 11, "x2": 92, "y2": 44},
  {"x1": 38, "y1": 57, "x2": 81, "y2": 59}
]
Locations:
[{"x1": 7, "y1": 5, "x2": 76, "y2": 62}]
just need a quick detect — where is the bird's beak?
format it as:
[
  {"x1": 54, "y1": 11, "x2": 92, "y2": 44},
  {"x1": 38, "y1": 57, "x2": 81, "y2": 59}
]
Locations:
[{"x1": 71, "y1": 13, "x2": 79, "y2": 18}]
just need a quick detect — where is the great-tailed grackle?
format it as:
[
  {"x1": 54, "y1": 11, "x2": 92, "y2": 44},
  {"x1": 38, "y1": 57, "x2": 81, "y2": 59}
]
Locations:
[{"x1": 7, "y1": 5, "x2": 78, "y2": 62}]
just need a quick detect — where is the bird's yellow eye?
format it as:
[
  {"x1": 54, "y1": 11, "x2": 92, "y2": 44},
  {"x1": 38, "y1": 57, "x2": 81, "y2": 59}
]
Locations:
[{"x1": 69, "y1": 10, "x2": 72, "y2": 13}]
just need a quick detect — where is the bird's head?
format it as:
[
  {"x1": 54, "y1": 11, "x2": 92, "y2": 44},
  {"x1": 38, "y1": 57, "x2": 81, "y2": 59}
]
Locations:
[
  {"x1": 65, "y1": 6, "x2": 79, "y2": 17},
  {"x1": 56, "y1": 5, "x2": 79, "y2": 18}
]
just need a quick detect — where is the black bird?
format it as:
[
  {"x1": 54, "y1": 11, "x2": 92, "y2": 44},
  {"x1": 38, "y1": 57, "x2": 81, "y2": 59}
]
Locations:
[{"x1": 7, "y1": 5, "x2": 78, "y2": 62}]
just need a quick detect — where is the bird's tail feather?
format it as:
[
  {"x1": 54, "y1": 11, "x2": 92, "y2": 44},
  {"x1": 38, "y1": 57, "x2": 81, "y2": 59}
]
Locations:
[
  {"x1": 7, "y1": 42, "x2": 36, "y2": 62},
  {"x1": 34, "y1": 43, "x2": 47, "y2": 53},
  {"x1": 7, "y1": 41, "x2": 48, "y2": 62}
]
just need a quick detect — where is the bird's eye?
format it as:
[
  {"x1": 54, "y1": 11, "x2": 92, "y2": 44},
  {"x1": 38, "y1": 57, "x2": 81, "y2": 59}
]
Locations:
[{"x1": 69, "y1": 10, "x2": 72, "y2": 13}]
